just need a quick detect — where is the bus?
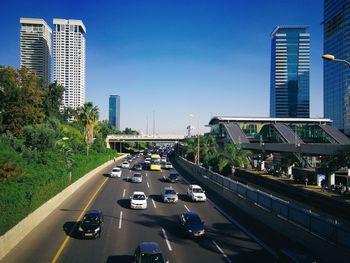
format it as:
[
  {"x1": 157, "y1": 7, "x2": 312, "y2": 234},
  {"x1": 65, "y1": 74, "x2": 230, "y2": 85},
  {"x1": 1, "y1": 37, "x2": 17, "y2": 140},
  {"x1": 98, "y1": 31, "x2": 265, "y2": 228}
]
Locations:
[{"x1": 150, "y1": 154, "x2": 161, "y2": 171}]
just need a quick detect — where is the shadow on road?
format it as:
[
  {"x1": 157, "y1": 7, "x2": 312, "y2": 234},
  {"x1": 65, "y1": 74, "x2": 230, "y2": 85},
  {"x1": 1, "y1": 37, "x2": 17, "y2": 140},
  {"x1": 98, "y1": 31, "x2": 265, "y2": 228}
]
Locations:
[
  {"x1": 106, "y1": 255, "x2": 134, "y2": 263},
  {"x1": 177, "y1": 193, "x2": 190, "y2": 202},
  {"x1": 117, "y1": 199, "x2": 130, "y2": 209},
  {"x1": 63, "y1": 221, "x2": 81, "y2": 239},
  {"x1": 149, "y1": 194, "x2": 163, "y2": 203}
]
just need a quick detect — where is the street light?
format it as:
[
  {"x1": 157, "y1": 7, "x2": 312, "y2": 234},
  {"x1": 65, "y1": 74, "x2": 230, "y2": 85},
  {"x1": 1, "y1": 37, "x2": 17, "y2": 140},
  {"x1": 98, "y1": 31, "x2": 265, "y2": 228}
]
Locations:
[
  {"x1": 322, "y1": 54, "x2": 350, "y2": 66},
  {"x1": 189, "y1": 114, "x2": 200, "y2": 165}
]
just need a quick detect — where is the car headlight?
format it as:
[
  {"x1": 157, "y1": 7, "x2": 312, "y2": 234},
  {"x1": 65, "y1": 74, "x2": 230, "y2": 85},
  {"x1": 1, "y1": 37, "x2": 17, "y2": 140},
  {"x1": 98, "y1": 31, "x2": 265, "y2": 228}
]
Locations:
[
  {"x1": 78, "y1": 226, "x2": 83, "y2": 232},
  {"x1": 94, "y1": 227, "x2": 100, "y2": 233},
  {"x1": 188, "y1": 229, "x2": 192, "y2": 233}
]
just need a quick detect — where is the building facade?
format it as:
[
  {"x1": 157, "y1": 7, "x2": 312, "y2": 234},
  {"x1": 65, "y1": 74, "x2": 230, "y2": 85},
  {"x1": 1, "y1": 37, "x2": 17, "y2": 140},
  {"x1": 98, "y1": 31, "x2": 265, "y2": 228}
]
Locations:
[
  {"x1": 53, "y1": 19, "x2": 86, "y2": 110},
  {"x1": 270, "y1": 26, "x2": 310, "y2": 118},
  {"x1": 324, "y1": 0, "x2": 350, "y2": 134},
  {"x1": 20, "y1": 18, "x2": 52, "y2": 85},
  {"x1": 109, "y1": 95, "x2": 121, "y2": 130}
]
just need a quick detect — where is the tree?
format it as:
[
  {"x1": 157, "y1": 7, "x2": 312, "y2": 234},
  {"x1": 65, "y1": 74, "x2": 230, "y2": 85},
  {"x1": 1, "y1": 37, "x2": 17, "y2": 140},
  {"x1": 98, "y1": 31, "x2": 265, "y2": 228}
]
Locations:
[
  {"x1": 77, "y1": 102, "x2": 99, "y2": 147},
  {"x1": 223, "y1": 143, "x2": 251, "y2": 173},
  {"x1": 0, "y1": 67, "x2": 45, "y2": 136},
  {"x1": 43, "y1": 81, "x2": 64, "y2": 118}
]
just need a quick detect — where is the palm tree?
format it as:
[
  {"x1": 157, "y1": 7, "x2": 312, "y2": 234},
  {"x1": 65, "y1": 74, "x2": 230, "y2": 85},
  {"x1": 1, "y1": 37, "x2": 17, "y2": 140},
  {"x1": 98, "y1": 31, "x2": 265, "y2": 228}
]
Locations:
[
  {"x1": 223, "y1": 143, "x2": 251, "y2": 173},
  {"x1": 77, "y1": 102, "x2": 99, "y2": 147}
]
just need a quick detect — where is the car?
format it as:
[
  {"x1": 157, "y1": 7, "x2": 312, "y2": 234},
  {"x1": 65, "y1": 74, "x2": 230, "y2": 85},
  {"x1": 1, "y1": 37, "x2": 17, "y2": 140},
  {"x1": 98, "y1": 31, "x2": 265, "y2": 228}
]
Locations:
[
  {"x1": 161, "y1": 157, "x2": 167, "y2": 163},
  {"x1": 187, "y1": 184, "x2": 206, "y2": 202},
  {"x1": 134, "y1": 242, "x2": 165, "y2": 263},
  {"x1": 161, "y1": 186, "x2": 178, "y2": 203},
  {"x1": 179, "y1": 211, "x2": 205, "y2": 237},
  {"x1": 164, "y1": 162, "x2": 173, "y2": 169},
  {"x1": 121, "y1": 161, "x2": 130, "y2": 168},
  {"x1": 78, "y1": 210, "x2": 104, "y2": 239},
  {"x1": 130, "y1": 191, "x2": 147, "y2": 209},
  {"x1": 144, "y1": 158, "x2": 151, "y2": 164},
  {"x1": 130, "y1": 173, "x2": 143, "y2": 183},
  {"x1": 133, "y1": 163, "x2": 143, "y2": 171},
  {"x1": 164, "y1": 173, "x2": 179, "y2": 183},
  {"x1": 110, "y1": 167, "x2": 122, "y2": 178}
]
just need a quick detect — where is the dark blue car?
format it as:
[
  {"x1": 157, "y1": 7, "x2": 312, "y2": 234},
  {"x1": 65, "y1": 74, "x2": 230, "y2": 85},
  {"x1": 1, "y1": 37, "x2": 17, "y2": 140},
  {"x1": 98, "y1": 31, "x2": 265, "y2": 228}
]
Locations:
[
  {"x1": 179, "y1": 211, "x2": 205, "y2": 237},
  {"x1": 78, "y1": 210, "x2": 103, "y2": 239},
  {"x1": 134, "y1": 242, "x2": 165, "y2": 263}
]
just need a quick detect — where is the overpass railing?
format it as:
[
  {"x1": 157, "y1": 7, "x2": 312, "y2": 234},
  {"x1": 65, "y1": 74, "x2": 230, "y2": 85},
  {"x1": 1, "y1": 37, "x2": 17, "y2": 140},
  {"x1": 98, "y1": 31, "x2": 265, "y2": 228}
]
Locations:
[
  {"x1": 107, "y1": 135, "x2": 185, "y2": 140},
  {"x1": 175, "y1": 156, "x2": 350, "y2": 250}
]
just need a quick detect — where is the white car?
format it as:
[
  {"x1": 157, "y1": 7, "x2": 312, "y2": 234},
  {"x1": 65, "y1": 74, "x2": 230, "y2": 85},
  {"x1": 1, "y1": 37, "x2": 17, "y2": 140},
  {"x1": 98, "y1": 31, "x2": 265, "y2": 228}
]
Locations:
[
  {"x1": 161, "y1": 186, "x2": 178, "y2": 203},
  {"x1": 161, "y1": 157, "x2": 167, "y2": 163},
  {"x1": 110, "y1": 167, "x2": 122, "y2": 178},
  {"x1": 187, "y1": 185, "x2": 206, "y2": 202},
  {"x1": 130, "y1": 173, "x2": 142, "y2": 183},
  {"x1": 144, "y1": 158, "x2": 151, "y2": 164},
  {"x1": 165, "y1": 162, "x2": 173, "y2": 169},
  {"x1": 130, "y1": 191, "x2": 147, "y2": 209},
  {"x1": 121, "y1": 161, "x2": 130, "y2": 168}
]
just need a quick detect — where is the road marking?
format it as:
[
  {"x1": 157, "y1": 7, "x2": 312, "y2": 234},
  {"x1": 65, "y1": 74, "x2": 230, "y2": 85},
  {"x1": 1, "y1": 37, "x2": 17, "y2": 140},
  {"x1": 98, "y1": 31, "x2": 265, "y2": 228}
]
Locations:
[
  {"x1": 184, "y1": 204, "x2": 190, "y2": 211},
  {"x1": 118, "y1": 211, "x2": 123, "y2": 229},
  {"x1": 162, "y1": 228, "x2": 172, "y2": 251},
  {"x1": 51, "y1": 177, "x2": 109, "y2": 263},
  {"x1": 209, "y1": 200, "x2": 277, "y2": 258},
  {"x1": 152, "y1": 198, "x2": 157, "y2": 208},
  {"x1": 147, "y1": 182, "x2": 150, "y2": 188},
  {"x1": 122, "y1": 188, "x2": 126, "y2": 198},
  {"x1": 145, "y1": 173, "x2": 148, "y2": 177},
  {"x1": 212, "y1": 240, "x2": 232, "y2": 263}
]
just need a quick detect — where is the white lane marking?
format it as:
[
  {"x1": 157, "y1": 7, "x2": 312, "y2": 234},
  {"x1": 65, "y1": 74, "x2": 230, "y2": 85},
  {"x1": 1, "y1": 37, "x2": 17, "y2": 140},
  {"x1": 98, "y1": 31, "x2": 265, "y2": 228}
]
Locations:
[
  {"x1": 122, "y1": 189, "x2": 126, "y2": 198},
  {"x1": 162, "y1": 228, "x2": 172, "y2": 251},
  {"x1": 152, "y1": 198, "x2": 157, "y2": 208},
  {"x1": 212, "y1": 240, "x2": 232, "y2": 263},
  {"x1": 209, "y1": 200, "x2": 277, "y2": 258},
  {"x1": 145, "y1": 173, "x2": 148, "y2": 177},
  {"x1": 118, "y1": 211, "x2": 123, "y2": 229},
  {"x1": 184, "y1": 205, "x2": 190, "y2": 211},
  {"x1": 147, "y1": 182, "x2": 150, "y2": 188}
]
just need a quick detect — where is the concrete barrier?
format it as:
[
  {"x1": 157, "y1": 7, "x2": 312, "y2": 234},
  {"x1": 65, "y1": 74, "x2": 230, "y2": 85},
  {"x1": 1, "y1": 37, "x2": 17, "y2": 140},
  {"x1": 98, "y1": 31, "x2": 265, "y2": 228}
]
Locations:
[{"x1": 0, "y1": 154, "x2": 126, "y2": 260}]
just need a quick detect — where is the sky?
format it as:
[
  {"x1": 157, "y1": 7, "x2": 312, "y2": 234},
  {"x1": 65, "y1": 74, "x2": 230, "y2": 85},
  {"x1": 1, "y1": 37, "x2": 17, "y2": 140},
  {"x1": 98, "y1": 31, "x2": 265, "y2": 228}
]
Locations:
[{"x1": 1, "y1": 0, "x2": 324, "y2": 135}]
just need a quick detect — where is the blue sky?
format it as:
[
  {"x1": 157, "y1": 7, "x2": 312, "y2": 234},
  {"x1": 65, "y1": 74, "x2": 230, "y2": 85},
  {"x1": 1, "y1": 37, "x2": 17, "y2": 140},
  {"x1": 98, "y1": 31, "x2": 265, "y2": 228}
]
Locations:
[{"x1": 1, "y1": 0, "x2": 324, "y2": 135}]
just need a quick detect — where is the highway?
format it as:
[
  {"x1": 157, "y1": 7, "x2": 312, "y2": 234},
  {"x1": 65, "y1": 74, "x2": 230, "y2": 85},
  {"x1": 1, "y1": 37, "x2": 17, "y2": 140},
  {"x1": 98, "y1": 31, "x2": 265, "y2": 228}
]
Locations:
[{"x1": 2, "y1": 156, "x2": 276, "y2": 263}]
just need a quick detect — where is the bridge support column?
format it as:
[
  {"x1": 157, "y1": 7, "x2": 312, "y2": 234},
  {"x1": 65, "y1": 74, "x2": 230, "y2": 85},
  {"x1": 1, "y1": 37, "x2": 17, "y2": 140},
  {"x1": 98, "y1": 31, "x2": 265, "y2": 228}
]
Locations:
[
  {"x1": 288, "y1": 165, "x2": 293, "y2": 179},
  {"x1": 328, "y1": 173, "x2": 335, "y2": 187},
  {"x1": 260, "y1": 161, "x2": 265, "y2": 171}
]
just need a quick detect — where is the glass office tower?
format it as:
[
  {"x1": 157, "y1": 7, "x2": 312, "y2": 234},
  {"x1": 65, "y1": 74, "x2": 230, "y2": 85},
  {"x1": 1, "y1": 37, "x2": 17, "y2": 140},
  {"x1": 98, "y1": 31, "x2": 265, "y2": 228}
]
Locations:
[
  {"x1": 270, "y1": 26, "x2": 310, "y2": 118},
  {"x1": 109, "y1": 95, "x2": 120, "y2": 130},
  {"x1": 324, "y1": 0, "x2": 350, "y2": 134}
]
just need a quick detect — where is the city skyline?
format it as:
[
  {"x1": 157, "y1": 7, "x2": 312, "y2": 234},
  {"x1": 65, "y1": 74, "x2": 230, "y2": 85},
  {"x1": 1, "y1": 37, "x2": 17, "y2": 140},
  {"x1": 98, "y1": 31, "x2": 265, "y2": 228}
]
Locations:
[{"x1": 1, "y1": 0, "x2": 324, "y2": 135}]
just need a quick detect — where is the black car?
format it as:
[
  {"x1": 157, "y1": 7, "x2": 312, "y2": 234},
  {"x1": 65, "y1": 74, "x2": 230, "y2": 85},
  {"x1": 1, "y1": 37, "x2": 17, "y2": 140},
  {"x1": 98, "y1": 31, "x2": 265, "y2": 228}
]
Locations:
[
  {"x1": 179, "y1": 211, "x2": 205, "y2": 237},
  {"x1": 78, "y1": 210, "x2": 104, "y2": 239},
  {"x1": 165, "y1": 173, "x2": 179, "y2": 183},
  {"x1": 134, "y1": 242, "x2": 165, "y2": 263},
  {"x1": 133, "y1": 163, "x2": 143, "y2": 171}
]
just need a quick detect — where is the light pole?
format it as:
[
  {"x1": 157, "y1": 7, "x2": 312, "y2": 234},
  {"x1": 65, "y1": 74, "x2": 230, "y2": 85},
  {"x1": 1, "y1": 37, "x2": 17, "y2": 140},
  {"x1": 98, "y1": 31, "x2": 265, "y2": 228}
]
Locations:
[
  {"x1": 190, "y1": 114, "x2": 200, "y2": 165},
  {"x1": 322, "y1": 54, "x2": 350, "y2": 66}
]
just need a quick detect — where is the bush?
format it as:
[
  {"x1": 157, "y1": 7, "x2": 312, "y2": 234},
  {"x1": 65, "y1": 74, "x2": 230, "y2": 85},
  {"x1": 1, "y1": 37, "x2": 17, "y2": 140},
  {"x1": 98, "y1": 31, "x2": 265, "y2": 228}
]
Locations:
[{"x1": 23, "y1": 123, "x2": 57, "y2": 151}]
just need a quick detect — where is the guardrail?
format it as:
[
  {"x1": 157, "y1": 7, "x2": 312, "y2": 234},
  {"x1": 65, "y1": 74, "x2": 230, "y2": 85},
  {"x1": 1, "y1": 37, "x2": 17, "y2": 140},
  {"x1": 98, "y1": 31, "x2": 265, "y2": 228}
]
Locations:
[
  {"x1": 107, "y1": 135, "x2": 185, "y2": 139},
  {"x1": 176, "y1": 156, "x2": 350, "y2": 250}
]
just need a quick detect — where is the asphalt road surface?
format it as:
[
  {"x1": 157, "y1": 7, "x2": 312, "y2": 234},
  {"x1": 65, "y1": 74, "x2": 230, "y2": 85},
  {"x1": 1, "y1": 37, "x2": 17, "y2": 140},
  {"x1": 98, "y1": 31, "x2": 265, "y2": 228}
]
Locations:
[{"x1": 2, "y1": 156, "x2": 277, "y2": 263}]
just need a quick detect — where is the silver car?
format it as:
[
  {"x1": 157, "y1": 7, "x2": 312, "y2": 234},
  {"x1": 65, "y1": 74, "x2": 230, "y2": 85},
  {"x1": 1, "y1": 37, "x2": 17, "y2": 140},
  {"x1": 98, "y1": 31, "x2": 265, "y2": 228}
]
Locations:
[
  {"x1": 161, "y1": 187, "x2": 178, "y2": 203},
  {"x1": 131, "y1": 173, "x2": 143, "y2": 183}
]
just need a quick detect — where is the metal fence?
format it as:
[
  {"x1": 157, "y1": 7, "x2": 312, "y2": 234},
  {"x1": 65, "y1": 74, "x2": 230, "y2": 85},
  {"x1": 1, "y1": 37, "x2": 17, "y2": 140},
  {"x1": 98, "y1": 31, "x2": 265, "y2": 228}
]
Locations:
[{"x1": 176, "y1": 156, "x2": 350, "y2": 250}]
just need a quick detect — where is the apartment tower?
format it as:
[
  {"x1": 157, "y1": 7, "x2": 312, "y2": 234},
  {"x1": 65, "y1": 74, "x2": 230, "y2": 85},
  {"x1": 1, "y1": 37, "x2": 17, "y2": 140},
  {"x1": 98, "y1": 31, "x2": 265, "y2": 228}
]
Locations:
[
  {"x1": 53, "y1": 19, "x2": 86, "y2": 109},
  {"x1": 109, "y1": 95, "x2": 121, "y2": 130},
  {"x1": 270, "y1": 26, "x2": 310, "y2": 118},
  {"x1": 324, "y1": 0, "x2": 350, "y2": 134},
  {"x1": 20, "y1": 18, "x2": 52, "y2": 85}
]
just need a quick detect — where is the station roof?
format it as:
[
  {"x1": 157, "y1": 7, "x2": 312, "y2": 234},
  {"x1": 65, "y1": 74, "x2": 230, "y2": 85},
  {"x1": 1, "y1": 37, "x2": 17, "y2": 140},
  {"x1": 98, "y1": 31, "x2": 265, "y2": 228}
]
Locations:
[{"x1": 208, "y1": 116, "x2": 332, "y2": 125}]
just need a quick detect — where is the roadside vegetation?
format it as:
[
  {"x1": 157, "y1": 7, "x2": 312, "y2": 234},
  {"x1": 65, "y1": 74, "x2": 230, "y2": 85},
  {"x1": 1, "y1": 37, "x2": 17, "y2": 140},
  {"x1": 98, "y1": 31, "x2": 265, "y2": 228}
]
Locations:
[
  {"x1": 0, "y1": 66, "x2": 133, "y2": 235},
  {"x1": 179, "y1": 134, "x2": 252, "y2": 176}
]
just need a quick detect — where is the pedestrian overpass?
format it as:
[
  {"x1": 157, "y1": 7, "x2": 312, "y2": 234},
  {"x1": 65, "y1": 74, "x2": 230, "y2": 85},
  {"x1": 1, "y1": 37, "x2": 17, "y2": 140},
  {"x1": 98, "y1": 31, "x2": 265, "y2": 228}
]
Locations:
[{"x1": 106, "y1": 135, "x2": 185, "y2": 151}]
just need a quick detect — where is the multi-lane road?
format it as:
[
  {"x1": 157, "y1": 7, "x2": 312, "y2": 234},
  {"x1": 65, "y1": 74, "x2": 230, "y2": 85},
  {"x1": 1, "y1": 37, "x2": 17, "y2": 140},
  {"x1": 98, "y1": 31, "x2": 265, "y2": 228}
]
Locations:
[{"x1": 2, "y1": 156, "x2": 284, "y2": 263}]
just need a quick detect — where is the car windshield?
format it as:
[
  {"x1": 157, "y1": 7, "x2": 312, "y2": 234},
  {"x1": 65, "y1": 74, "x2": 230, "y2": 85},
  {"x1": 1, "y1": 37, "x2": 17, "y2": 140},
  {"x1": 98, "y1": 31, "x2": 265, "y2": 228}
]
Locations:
[
  {"x1": 166, "y1": 162, "x2": 171, "y2": 165},
  {"x1": 133, "y1": 194, "x2": 146, "y2": 200},
  {"x1": 82, "y1": 215, "x2": 100, "y2": 225},
  {"x1": 193, "y1": 188, "x2": 203, "y2": 193},
  {"x1": 165, "y1": 189, "x2": 176, "y2": 195},
  {"x1": 169, "y1": 174, "x2": 178, "y2": 179},
  {"x1": 112, "y1": 168, "x2": 120, "y2": 172},
  {"x1": 186, "y1": 216, "x2": 202, "y2": 225},
  {"x1": 141, "y1": 253, "x2": 164, "y2": 263},
  {"x1": 134, "y1": 174, "x2": 141, "y2": 177}
]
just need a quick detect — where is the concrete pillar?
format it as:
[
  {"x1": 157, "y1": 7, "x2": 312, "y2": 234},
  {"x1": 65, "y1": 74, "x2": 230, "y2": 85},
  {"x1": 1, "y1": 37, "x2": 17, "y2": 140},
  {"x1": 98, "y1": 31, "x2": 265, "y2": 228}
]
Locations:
[
  {"x1": 260, "y1": 161, "x2": 265, "y2": 171},
  {"x1": 288, "y1": 165, "x2": 293, "y2": 179},
  {"x1": 328, "y1": 173, "x2": 335, "y2": 186}
]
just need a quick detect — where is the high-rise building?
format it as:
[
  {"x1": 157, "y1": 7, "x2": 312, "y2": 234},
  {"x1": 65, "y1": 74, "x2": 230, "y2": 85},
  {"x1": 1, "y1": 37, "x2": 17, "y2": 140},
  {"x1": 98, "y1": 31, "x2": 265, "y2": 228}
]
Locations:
[
  {"x1": 53, "y1": 19, "x2": 86, "y2": 110},
  {"x1": 20, "y1": 18, "x2": 52, "y2": 85},
  {"x1": 324, "y1": 0, "x2": 350, "y2": 134},
  {"x1": 270, "y1": 25, "x2": 310, "y2": 118},
  {"x1": 109, "y1": 95, "x2": 121, "y2": 130}
]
